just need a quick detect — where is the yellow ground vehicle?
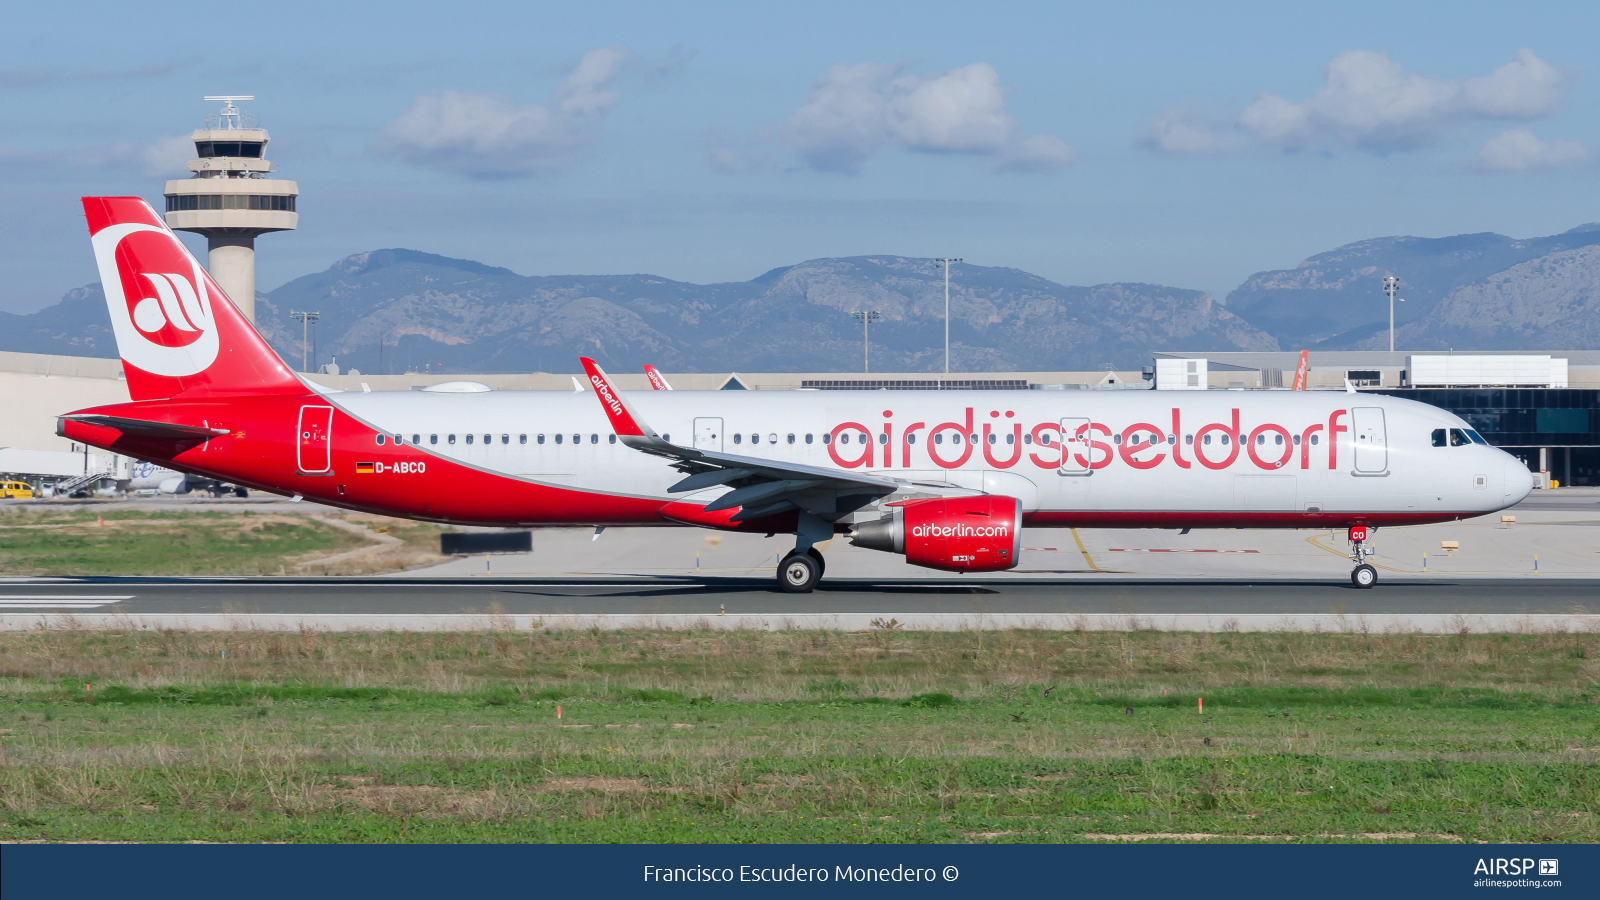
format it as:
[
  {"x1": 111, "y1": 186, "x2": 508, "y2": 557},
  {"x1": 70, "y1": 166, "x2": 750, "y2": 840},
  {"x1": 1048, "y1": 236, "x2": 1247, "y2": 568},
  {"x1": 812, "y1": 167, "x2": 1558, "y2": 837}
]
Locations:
[{"x1": 1, "y1": 480, "x2": 36, "y2": 499}]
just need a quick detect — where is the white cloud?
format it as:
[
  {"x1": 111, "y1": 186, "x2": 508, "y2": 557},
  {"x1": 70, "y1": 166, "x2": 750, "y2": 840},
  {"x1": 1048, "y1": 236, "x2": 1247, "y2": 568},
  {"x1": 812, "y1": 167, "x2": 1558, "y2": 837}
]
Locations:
[
  {"x1": 1138, "y1": 105, "x2": 1244, "y2": 155},
  {"x1": 885, "y1": 63, "x2": 1014, "y2": 152},
  {"x1": 0, "y1": 134, "x2": 193, "y2": 176},
  {"x1": 1473, "y1": 128, "x2": 1589, "y2": 171},
  {"x1": 379, "y1": 45, "x2": 633, "y2": 176},
  {"x1": 993, "y1": 134, "x2": 1076, "y2": 172},
  {"x1": 1147, "y1": 48, "x2": 1574, "y2": 156},
  {"x1": 781, "y1": 61, "x2": 1069, "y2": 173}
]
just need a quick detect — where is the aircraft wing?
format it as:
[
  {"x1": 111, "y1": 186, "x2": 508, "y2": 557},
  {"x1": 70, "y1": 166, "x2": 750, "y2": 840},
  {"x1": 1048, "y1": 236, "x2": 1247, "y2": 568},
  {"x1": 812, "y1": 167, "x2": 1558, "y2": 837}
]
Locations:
[{"x1": 579, "y1": 357, "x2": 896, "y2": 522}]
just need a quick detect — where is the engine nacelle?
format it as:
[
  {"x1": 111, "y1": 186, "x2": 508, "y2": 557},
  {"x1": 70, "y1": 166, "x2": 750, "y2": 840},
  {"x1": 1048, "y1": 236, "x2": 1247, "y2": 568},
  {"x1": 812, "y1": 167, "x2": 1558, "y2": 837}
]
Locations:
[{"x1": 850, "y1": 495, "x2": 1022, "y2": 572}]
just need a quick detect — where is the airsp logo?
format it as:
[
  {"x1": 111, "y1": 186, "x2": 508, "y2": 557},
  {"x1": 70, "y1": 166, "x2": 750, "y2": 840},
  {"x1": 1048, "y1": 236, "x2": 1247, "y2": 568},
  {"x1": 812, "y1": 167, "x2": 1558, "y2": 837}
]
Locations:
[{"x1": 90, "y1": 222, "x2": 220, "y2": 377}]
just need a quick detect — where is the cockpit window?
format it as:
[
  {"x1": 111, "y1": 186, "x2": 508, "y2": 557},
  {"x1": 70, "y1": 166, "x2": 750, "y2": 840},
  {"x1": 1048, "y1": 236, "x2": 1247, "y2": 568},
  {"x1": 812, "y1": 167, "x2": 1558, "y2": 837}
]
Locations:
[
  {"x1": 1449, "y1": 428, "x2": 1472, "y2": 447},
  {"x1": 1465, "y1": 429, "x2": 1488, "y2": 444},
  {"x1": 1431, "y1": 428, "x2": 1447, "y2": 447}
]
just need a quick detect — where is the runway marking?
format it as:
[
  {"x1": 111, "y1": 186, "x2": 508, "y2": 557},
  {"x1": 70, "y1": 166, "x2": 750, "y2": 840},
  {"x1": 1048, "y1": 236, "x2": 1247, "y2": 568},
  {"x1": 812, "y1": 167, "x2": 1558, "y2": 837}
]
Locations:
[
  {"x1": 0, "y1": 595, "x2": 130, "y2": 609},
  {"x1": 0, "y1": 595, "x2": 133, "y2": 601},
  {"x1": 1070, "y1": 529, "x2": 1106, "y2": 573},
  {"x1": 1107, "y1": 549, "x2": 1260, "y2": 554}
]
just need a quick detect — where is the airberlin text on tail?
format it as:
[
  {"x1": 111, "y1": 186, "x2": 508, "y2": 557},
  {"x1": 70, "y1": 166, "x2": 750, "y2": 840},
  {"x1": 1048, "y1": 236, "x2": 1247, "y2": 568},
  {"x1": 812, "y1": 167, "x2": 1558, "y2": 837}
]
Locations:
[
  {"x1": 578, "y1": 357, "x2": 648, "y2": 437},
  {"x1": 82, "y1": 197, "x2": 304, "y2": 402}
]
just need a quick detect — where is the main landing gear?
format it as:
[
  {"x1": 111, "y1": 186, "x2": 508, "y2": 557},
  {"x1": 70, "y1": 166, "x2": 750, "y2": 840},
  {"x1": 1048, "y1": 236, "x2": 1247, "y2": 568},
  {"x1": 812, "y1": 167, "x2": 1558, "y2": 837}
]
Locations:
[
  {"x1": 778, "y1": 550, "x2": 823, "y2": 593},
  {"x1": 777, "y1": 514, "x2": 832, "y2": 593},
  {"x1": 1346, "y1": 524, "x2": 1377, "y2": 589}
]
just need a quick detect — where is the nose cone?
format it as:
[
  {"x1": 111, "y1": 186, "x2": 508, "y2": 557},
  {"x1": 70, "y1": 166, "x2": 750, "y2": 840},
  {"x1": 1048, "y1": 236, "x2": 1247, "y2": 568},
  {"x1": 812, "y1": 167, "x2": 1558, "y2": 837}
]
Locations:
[{"x1": 1501, "y1": 452, "x2": 1534, "y2": 507}]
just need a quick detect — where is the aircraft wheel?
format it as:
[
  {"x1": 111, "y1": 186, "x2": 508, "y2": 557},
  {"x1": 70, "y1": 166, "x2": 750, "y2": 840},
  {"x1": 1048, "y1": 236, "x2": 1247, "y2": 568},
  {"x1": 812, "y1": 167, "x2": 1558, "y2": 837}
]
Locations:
[
  {"x1": 778, "y1": 552, "x2": 820, "y2": 593},
  {"x1": 1351, "y1": 564, "x2": 1377, "y2": 589},
  {"x1": 806, "y1": 547, "x2": 826, "y2": 577}
]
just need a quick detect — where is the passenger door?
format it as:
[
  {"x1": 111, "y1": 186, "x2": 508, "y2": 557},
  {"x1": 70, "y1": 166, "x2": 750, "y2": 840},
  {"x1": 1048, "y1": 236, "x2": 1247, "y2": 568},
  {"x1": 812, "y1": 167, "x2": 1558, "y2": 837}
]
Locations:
[
  {"x1": 694, "y1": 417, "x2": 723, "y2": 452},
  {"x1": 1351, "y1": 407, "x2": 1387, "y2": 473},
  {"x1": 1058, "y1": 417, "x2": 1090, "y2": 476},
  {"x1": 297, "y1": 405, "x2": 333, "y2": 474}
]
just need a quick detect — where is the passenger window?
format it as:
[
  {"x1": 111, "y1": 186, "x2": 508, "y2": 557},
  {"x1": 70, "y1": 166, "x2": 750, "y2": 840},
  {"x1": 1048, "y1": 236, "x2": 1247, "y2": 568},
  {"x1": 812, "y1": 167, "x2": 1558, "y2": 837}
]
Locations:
[
  {"x1": 934, "y1": 433, "x2": 943, "y2": 445},
  {"x1": 412, "y1": 434, "x2": 420, "y2": 444},
  {"x1": 1450, "y1": 428, "x2": 1471, "y2": 447},
  {"x1": 555, "y1": 434, "x2": 563, "y2": 444},
  {"x1": 608, "y1": 434, "x2": 616, "y2": 444},
  {"x1": 1431, "y1": 428, "x2": 1447, "y2": 447},
  {"x1": 1311, "y1": 434, "x2": 1320, "y2": 445},
  {"x1": 880, "y1": 433, "x2": 889, "y2": 445},
  {"x1": 770, "y1": 433, "x2": 779, "y2": 444},
  {"x1": 1293, "y1": 434, "x2": 1301, "y2": 446},
  {"x1": 734, "y1": 433, "x2": 742, "y2": 444},
  {"x1": 395, "y1": 434, "x2": 403, "y2": 445},
  {"x1": 1203, "y1": 435, "x2": 1211, "y2": 445},
  {"x1": 1274, "y1": 434, "x2": 1283, "y2": 445},
  {"x1": 430, "y1": 434, "x2": 438, "y2": 445},
  {"x1": 466, "y1": 434, "x2": 473, "y2": 444},
  {"x1": 1040, "y1": 433, "x2": 1052, "y2": 446},
  {"x1": 1006, "y1": 433, "x2": 1014, "y2": 444},
  {"x1": 484, "y1": 434, "x2": 491, "y2": 444},
  {"x1": 376, "y1": 434, "x2": 386, "y2": 445},
  {"x1": 590, "y1": 434, "x2": 597, "y2": 444},
  {"x1": 805, "y1": 434, "x2": 813, "y2": 444},
  {"x1": 1022, "y1": 433, "x2": 1031, "y2": 445},
  {"x1": 1185, "y1": 434, "x2": 1193, "y2": 445},
  {"x1": 1221, "y1": 434, "x2": 1230, "y2": 445},
  {"x1": 662, "y1": 434, "x2": 670, "y2": 442},
  {"x1": 822, "y1": 433, "x2": 831, "y2": 445},
  {"x1": 537, "y1": 434, "x2": 544, "y2": 444},
  {"x1": 519, "y1": 435, "x2": 526, "y2": 444},
  {"x1": 1113, "y1": 434, "x2": 1122, "y2": 445},
  {"x1": 449, "y1": 435, "x2": 456, "y2": 444},
  {"x1": 787, "y1": 434, "x2": 795, "y2": 444},
  {"x1": 751, "y1": 434, "x2": 760, "y2": 444}
]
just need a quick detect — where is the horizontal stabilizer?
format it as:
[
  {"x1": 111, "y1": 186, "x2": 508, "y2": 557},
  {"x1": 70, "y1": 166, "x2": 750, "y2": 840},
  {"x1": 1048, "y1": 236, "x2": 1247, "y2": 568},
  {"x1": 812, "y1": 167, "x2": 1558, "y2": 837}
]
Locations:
[{"x1": 60, "y1": 414, "x2": 228, "y2": 440}]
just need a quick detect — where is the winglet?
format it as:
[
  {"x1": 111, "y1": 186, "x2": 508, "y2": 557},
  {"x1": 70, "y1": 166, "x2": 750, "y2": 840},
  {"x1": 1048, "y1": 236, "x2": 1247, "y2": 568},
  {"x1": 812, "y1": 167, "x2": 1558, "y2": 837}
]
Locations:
[
  {"x1": 579, "y1": 357, "x2": 652, "y2": 439},
  {"x1": 643, "y1": 364, "x2": 673, "y2": 391}
]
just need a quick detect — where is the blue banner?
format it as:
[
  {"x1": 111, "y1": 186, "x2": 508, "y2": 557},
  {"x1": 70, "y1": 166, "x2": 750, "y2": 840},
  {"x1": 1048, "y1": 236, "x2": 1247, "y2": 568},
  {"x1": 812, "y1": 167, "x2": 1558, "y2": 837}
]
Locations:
[{"x1": 2, "y1": 843, "x2": 1592, "y2": 899}]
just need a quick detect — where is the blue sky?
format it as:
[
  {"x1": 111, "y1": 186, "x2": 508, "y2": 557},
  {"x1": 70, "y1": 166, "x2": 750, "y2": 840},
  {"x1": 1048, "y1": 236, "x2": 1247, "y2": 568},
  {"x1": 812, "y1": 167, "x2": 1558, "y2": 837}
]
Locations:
[{"x1": 2, "y1": 0, "x2": 1596, "y2": 314}]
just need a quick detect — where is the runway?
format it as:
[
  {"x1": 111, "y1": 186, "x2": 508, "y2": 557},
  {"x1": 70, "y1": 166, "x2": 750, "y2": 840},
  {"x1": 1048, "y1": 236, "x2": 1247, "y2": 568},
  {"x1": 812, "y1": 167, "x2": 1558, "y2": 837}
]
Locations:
[{"x1": 0, "y1": 575, "x2": 1593, "y2": 615}]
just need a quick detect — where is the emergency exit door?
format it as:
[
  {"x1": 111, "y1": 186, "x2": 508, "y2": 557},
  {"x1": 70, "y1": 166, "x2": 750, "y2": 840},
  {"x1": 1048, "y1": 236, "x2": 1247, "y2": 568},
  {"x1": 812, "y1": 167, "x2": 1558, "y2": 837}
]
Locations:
[
  {"x1": 1058, "y1": 417, "x2": 1090, "y2": 475},
  {"x1": 694, "y1": 418, "x2": 723, "y2": 452},
  {"x1": 1351, "y1": 407, "x2": 1387, "y2": 473},
  {"x1": 298, "y1": 405, "x2": 333, "y2": 474}
]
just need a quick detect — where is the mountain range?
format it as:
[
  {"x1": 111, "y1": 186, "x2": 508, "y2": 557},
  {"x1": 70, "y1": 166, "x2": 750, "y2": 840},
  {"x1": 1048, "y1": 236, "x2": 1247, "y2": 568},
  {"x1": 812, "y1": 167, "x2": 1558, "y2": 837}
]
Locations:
[{"x1": 5, "y1": 223, "x2": 1597, "y2": 373}]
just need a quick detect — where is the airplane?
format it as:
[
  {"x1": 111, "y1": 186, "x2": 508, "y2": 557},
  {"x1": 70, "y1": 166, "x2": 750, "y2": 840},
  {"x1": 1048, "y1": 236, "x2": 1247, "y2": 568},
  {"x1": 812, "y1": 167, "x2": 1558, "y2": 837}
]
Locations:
[
  {"x1": 58, "y1": 197, "x2": 1533, "y2": 592},
  {"x1": 643, "y1": 365, "x2": 673, "y2": 390},
  {"x1": 126, "y1": 460, "x2": 247, "y2": 497}
]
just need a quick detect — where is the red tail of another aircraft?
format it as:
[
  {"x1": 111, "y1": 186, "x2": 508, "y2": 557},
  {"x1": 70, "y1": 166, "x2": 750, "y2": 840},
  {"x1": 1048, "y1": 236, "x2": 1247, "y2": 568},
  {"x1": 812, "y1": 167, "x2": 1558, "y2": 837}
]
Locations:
[
  {"x1": 82, "y1": 197, "x2": 305, "y2": 402},
  {"x1": 1291, "y1": 350, "x2": 1310, "y2": 391}
]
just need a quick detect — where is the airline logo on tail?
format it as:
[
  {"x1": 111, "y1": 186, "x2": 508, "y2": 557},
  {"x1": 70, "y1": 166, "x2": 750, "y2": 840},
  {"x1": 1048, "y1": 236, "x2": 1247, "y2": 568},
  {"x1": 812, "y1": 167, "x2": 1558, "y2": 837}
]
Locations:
[
  {"x1": 89, "y1": 219, "x2": 219, "y2": 377},
  {"x1": 643, "y1": 364, "x2": 673, "y2": 390},
  {"x1": 1291, "y1": 350, "x2": 1310, "y2": 391}
]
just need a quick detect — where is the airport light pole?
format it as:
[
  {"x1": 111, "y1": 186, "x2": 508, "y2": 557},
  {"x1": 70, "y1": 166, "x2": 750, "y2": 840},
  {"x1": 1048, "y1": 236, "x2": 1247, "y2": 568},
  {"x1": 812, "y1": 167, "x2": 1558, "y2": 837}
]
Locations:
[
  {"x1": 290, "y1": 310, "x2": 319, "y2": 373},
  {"x1": 933, "y1": 258, "x2": 962, "y2": 374},
  {"x1": 1382, "y1": 275, "x2": 1403, "y2": 353},
  {"x1": 851, "y1": 310, "x2": 882, "y2": 373}
]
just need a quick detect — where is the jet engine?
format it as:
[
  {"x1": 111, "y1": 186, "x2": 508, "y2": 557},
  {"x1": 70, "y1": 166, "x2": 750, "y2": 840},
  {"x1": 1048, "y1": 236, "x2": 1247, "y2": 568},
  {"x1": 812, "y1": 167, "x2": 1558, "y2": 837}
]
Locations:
[{"x1": 849, "y1": 495, "x2": 1022, "y2": 572}]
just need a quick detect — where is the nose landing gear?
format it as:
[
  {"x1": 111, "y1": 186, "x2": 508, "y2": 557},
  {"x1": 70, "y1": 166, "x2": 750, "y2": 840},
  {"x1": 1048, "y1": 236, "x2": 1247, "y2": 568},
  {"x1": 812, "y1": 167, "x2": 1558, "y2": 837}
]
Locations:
[{"x1": 1346, "y1": 524, "x2": 1377, "y2": 588}]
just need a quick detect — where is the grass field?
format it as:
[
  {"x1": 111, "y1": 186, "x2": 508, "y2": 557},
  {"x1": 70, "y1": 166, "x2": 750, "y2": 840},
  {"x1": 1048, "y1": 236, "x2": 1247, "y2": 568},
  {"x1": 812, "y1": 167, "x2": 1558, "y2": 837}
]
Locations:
[
  {"x1": 0, "y1": 507, "x2": 449, "y2": 576},
  {"x1": 1, "y1": 628, "x2": 1595, "y2": 843}
]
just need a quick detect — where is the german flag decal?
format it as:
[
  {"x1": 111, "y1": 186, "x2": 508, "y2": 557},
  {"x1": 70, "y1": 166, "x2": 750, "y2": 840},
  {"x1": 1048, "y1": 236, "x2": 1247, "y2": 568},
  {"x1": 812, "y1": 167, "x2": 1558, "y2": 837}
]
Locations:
[{"x1": 355, "y1": 462, "x2": 375, "y2": 474}]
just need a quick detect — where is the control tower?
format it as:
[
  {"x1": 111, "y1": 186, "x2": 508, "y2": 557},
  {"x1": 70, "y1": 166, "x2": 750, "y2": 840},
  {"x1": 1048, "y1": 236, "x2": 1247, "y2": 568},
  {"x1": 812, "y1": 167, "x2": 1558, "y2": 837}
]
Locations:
[{"x1": 162, "y1": 97, "x2": 298, "y2": 323}]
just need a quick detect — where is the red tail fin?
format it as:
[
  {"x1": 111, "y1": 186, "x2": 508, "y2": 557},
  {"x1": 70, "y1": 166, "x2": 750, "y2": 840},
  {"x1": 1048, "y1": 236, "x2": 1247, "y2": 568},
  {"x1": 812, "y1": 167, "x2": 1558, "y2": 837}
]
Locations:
[
  {"x1": 1291, "y1": 350, "x2": 1309, "y2": 391},
  {"x1": 82, "y1": 197, "x2": 304, "y2": 402},
  {"x1": 643, "y1": 364, "x2": 673, "y2": 390}
]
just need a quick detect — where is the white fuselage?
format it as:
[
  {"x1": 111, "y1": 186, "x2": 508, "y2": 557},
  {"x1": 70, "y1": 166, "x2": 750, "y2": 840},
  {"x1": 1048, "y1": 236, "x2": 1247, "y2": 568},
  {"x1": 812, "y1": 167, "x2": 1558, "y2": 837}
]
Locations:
[{"x1": 327, "y1": 388, "x2": 1532, "y2": 524}]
